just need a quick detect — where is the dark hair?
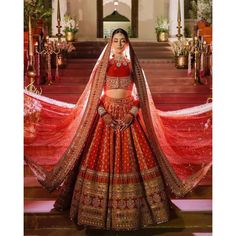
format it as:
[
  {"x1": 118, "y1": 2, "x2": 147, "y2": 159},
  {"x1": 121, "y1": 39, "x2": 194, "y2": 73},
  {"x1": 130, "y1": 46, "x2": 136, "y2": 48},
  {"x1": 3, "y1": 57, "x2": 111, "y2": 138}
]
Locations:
[{"x1": 111, "y1": 28, "x2": 129, "y2": 41}]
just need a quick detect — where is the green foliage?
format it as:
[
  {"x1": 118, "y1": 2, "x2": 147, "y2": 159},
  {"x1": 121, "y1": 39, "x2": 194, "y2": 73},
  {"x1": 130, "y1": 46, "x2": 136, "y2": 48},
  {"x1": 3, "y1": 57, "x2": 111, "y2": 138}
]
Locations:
[
  {"x1": 170, "y1": 38, "x2": 191, "y2": 56},
  {"x1": 24, "y1": 0, "x2": 52, "y2": 31},
  {"x1": 198, "y1": 0, "x2": 212, "y2": 24},
  {"x1": 189, "y1": 0, "x2": 198, "y2": 19},
  {"x1": 188, "y1": 0, "x2": 212, "y2": 24},
  {"x1": 155, "y1": 17, "x2": 169, "y2": 33},
  {"x1": 63, "y1": 14, "x2": 79, "y2": 34},
  {"x1": 184, "y1": 24, "x2": 192, "y2": 38}
]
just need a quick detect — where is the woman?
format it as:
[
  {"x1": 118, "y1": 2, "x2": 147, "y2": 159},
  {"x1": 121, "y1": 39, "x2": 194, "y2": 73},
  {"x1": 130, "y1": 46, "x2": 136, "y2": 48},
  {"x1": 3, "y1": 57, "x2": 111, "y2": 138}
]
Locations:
[{"x1": 24, "y1": 28, "x2": 212, "y2": 230}]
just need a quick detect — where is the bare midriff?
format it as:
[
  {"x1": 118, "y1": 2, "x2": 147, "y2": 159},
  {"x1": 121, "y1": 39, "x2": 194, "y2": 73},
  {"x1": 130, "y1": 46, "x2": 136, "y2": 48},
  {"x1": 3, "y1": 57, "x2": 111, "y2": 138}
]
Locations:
[{"x1": 105, "y1": 89, "x2": 132, "y2": 99}]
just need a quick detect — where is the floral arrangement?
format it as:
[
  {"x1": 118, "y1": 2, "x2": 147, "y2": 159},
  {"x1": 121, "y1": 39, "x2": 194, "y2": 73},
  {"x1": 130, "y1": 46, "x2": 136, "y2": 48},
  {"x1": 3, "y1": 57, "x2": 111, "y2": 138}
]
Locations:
[
  {"x1": 63, "y1": 14, "x2": 79, "y2": 33},
  {"x1": 155, "y1": 17, "x2": 169, "y2": 33},
  {"x1": 170, "y1": 38, "x2": 191, "y2": 57},
  {"x1": 57, "y1": 41, "x2": 76, "y2": 54}
]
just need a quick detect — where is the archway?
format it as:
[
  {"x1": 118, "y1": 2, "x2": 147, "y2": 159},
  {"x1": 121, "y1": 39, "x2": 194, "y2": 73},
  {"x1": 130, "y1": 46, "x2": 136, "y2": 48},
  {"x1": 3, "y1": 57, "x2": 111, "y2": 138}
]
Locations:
[{"x1": 97, "y1": 0, "x2": 138, "y2": 38}]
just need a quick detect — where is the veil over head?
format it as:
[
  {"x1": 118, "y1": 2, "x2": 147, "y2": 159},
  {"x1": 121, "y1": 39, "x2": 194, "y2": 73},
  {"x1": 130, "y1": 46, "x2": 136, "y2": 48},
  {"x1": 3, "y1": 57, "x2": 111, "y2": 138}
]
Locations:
[{"x1": 24, "y1": 38, "x2": 212, "y2": 196}]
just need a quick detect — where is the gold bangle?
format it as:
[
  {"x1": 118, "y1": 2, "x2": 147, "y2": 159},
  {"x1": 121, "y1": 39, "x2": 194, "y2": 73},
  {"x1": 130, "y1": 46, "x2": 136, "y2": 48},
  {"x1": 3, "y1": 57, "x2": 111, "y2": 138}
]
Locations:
[
  {"x1": 129, "y1": 106, "x2": 139, "y2": 117},
  {"x1": 98, "y1": 106, "x2": 107, "y2": 117}
]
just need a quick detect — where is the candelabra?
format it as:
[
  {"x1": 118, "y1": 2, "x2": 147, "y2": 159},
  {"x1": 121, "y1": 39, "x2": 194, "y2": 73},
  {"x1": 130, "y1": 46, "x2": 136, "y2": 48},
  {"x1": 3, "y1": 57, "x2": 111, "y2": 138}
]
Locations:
[
  {"x1": 193, "y1": 37, "x2": 200, "y2": 85},
  {"x1": 203, "y1": 42, "x2": 212, "y2": 89},
  {"x1": 176, "y1": 0, "x2": 183, "y2": 40},
  {"x1": 209, "y1": 43, "x2": 212, "y2": 87},
  {"x1": 56, "y1": 22, "x2": 63, "y2": 41},
  {"x1": 52, "y1": 41, "x2": 62, "y2": 80},
  {"x1": 35, "y1": 36, "x2": 61, "y2": 85},
  {"x1": 204, "y1": 42, "x2": 212, "y2": 76},
  {"x1": 34, "y1": 39, "x2": 45, "y2": 84},
  {"x1": 56, "y1": 0, "x2": 63, "y2": 41},
  {"x1": 27, "y1": 65, "x2": 37, "y2": 91},
  {"x1": 190, "y1": 36, "x2": 211, "y2": 85}
]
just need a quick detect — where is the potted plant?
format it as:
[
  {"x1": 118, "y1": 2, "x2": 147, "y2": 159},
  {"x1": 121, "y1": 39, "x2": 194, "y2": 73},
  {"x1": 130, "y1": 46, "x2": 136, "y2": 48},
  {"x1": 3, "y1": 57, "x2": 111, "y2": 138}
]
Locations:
[
  {"x1": 155, "y1": 17, "x2": 169, "y2": 42},
  {"x1": 24, "y1": 0, "x2": 52, "y2": 33},
  {"x1": 63, "y1": 14, "x2": 79, "y2": 42},
  {"x1": 170, "y1": 38, "x2": 191, "y2": 69}
]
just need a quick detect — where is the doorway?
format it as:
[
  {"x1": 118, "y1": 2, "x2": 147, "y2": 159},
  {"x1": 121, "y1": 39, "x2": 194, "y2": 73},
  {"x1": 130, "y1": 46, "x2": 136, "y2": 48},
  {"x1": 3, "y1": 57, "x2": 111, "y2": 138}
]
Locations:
[{"x1": 97, "y1": 0, "x2": 138, "y2": 38}]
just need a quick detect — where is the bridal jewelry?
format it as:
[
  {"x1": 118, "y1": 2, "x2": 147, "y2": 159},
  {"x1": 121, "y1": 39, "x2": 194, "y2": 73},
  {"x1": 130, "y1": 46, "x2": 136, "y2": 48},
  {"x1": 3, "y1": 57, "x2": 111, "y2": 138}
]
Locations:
[
  {"x1": 129, "y1": 106, "x2": 139, "y2": 117},
  {"x1": 113, "y1": 55, "x2": 128, "y2": 67},
  {"x1": 98, "y1": 105, "x2": 107, "y2": 117}
]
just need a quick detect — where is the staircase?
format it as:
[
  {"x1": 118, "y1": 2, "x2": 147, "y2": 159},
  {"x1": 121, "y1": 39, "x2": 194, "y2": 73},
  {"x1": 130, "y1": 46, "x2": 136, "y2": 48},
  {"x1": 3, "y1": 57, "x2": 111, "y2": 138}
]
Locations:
[
  {"x1": 35, "y1": 41, "x2": 211, "y2": 110},
  {"x1": 25, "y1": 41, "x2": 212, "y2": 236},
  {"x1": 69, "y1": 41, "x2": 174, "y2": 59}
]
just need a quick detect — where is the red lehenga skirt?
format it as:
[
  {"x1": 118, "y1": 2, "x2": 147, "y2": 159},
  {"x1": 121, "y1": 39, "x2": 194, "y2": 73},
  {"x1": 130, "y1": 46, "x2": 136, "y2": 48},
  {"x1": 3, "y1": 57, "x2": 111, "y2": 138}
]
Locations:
[{"x1": 54, "y1": 95, "x2": 170, "y2": 230}]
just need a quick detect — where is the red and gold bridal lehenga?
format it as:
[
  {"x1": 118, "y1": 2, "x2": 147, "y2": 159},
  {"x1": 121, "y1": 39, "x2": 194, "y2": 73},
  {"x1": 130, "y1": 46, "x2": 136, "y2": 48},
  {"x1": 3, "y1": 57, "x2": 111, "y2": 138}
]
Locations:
[{"x1": 24, "y1": 40, "x2": 212, "y2": 230}]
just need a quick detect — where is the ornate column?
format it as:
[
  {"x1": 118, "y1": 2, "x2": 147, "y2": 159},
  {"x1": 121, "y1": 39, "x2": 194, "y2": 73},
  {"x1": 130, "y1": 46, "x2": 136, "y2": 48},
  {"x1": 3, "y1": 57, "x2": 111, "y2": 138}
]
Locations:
[
  {"x1": 52, "y1": 0, "x2": 67, "y2": 36},
  {"x1": 169, "y1": 0, "x2": 184, "y2": 38}
]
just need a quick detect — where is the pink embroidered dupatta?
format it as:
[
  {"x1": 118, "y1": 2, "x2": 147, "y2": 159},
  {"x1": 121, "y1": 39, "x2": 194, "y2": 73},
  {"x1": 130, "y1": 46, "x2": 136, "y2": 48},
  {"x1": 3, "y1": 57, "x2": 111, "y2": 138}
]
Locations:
[{"x1": 24, "y1": 40, "x2": 212, "y2": 196}]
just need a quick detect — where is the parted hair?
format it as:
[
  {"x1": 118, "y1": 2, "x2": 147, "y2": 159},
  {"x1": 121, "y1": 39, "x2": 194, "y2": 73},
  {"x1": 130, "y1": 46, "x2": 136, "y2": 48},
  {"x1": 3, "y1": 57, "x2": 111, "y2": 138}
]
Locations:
[{"x1": 111, "y1": 28, "x2": 129, "y2": 41}]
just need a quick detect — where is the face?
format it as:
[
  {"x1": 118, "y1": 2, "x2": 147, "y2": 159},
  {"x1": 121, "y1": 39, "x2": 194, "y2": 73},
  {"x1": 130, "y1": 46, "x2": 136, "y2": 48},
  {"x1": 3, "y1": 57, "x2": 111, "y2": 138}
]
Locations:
[{"x1": 112, "y1": 32, "x2": 127, "y2": 55}]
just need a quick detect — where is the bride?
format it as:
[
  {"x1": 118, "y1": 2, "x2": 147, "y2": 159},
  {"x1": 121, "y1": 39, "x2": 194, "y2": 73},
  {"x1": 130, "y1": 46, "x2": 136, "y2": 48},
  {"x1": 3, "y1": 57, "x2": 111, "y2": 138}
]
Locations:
[{"x1": 24, "y1": 28, "x2": 212, "y2": 230}]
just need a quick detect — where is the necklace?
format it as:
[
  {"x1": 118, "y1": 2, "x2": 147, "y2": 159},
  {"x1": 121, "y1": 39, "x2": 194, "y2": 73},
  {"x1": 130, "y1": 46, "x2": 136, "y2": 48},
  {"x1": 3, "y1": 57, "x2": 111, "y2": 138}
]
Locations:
[{"x1": 113, "y1": 55, "x2": 128, "y2": 67}]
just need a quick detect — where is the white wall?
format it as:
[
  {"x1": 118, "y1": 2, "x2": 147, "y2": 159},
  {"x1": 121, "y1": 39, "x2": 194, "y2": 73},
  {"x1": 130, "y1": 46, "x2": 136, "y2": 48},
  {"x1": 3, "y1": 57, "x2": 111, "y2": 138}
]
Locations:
[
  {"x1": 169, "y1": 0, "x2": 185, "y2": 37},
  {"x1": 138, "y1": 0, "x2": 167, "y2": 40},
  {"x1": 52, "y1": 0, "x2": 67, "y2": 35},
  {"x1": 67, "y1": 0, "x2": 97, "y2": 40}
]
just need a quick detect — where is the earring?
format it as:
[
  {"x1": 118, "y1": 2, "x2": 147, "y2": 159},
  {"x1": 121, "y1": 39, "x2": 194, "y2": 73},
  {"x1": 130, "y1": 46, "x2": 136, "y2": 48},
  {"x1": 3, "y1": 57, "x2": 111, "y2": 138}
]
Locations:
[
  {"x1": 111, "y1": 49, "x2": 115, "y2": 57},
  {"x1": 124, "y1": 49, "x2": 128, "y2": 58}
]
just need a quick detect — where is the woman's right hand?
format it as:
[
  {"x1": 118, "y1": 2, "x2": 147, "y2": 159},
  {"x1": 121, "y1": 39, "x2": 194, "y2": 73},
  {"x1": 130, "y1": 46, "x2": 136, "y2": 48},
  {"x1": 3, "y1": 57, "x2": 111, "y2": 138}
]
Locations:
[{"x1": 102, "y1": 113, "x2": 118, "y2": 129}]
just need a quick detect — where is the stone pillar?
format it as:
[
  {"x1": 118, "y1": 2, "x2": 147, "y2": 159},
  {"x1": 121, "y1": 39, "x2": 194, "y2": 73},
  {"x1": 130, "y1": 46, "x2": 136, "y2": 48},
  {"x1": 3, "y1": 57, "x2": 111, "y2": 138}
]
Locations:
[
  {"x1": 169, "y1": 0, "x2": 184, "y2": 38},
  {"x1": 52, "y1": 0, "x2": 67, "y2": 36}
]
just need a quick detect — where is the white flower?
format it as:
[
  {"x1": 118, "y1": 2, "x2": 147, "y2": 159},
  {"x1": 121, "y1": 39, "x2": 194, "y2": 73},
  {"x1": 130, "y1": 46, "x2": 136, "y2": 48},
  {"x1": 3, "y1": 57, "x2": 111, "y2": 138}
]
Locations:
[
  {"x1": 63, "y1": 14, "x2": 79, "y2": 33},
  {"x1": 155, "y1": 17, "x2": 169, "y2": 32},
  {"x1": 68, "y1": 19, "x2": 75, "y2": 29},
  {"x1": 170, "y1": 38, "x2": 191, "y2": 56}
]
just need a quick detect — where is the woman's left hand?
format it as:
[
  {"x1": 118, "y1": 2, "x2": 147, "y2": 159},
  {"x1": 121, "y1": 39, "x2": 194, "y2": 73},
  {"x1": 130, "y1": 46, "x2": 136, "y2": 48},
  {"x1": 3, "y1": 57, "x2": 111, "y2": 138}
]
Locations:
[{"x1": 119, "y1": 113, "x2": 134, "y2": 131}]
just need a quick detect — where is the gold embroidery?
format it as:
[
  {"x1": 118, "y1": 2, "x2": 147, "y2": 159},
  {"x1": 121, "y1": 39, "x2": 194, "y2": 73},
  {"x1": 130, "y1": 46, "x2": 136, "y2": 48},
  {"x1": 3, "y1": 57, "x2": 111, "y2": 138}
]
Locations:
[
  {"x1": 26, "y1": 40, "x2": 209, "y2": 231},
  {"x1": 70, "y1": 176, "x2": 169, "y2": 230},
  {"x1": 105, "y1": 76, "x2": 133, "y2": 90}
]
